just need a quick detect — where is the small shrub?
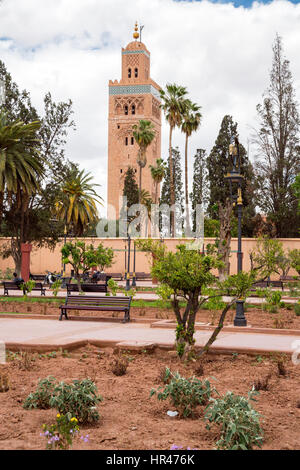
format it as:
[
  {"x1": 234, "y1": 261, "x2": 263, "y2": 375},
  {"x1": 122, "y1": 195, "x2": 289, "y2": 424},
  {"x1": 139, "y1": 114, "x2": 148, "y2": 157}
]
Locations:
[
  {"x1": 253, "y1": 373, "x2": 272, "y2": 391},
  {"x1": 277, "y1": 357, "x2": 287, "y2": 377},
  {"x1": 0, "y1": 368, "x2": 10, "y2": 392},
  {"x1": 110, "y1": 355, "x2": 129, "y2": 376},
  {"x1": 23, "y1": 376, "x2": 57, "y2": 409},
  {"x1": 204, "y1": 389, "x2": 264, "y2": 450},
  {"x1": 107, "y1": 278, "x2": 118, "y2": 296},
  {"x1": 156, "y1": 366, "x2": 171, "y2": 384},
  {"x1": 50, "y1": 280, "x2": 62, "y2": 297},
  {"x1": 18, "y1": 351, "x2": 35, "y2": 371},
  {"x1": 49, "y1": 378, "x2": 103, "y2": 423},
  {"x1": 24, "y1": 376, "x2": 102, "y2": 423},
  {"x1": 294, "y1": 302, "x2": 300, "y2": 317},
  {"x1": 150, "y1": 370, "x2": 215, "y2": 418},
  {"x1": 194, "y1": 363, "x2": 204, "y2": 377}
]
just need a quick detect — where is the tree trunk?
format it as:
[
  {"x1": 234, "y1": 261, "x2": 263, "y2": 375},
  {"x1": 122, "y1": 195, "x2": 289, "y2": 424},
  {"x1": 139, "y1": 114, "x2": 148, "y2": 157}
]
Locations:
[
  {"x1": 184, "y1": 134, "x2": 191, "y2": 236},
  {"x1": 169, "y1": 125, "x2": 175, "y2": 237},
  {"x1": 218, "y1": 199, "x2": 233, "y2": 281},
  {"x1": 11, "y1": 238, "x2": 22, "y2": 276}
]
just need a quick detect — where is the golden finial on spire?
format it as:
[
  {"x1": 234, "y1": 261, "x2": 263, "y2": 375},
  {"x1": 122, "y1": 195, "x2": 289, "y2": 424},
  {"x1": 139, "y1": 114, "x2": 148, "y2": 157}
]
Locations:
[{"x1": 133, "y1": 21, "x2": 139, "y2": 40}]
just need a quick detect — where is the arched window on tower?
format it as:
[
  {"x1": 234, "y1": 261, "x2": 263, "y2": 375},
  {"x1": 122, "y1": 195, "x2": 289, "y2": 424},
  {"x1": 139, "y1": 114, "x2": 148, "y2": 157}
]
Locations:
[
  {"x1": 131, "y1": 137, "x2": 134, "y2": 145},
  {"x1": 124, "y1": 105, "x2": 128, "y2": 115},
  {"x1": 131, "y1": 104, "x2": 136, "y2": 115},
  {"x1": 134, "y1": 68, "x2": 138, "y2": 78},
  {"x1": 128, "y1": 68, "x2": 132, "y2": 78},
  {"x1": 125, "y1": 137, "x2": 128, "y2": 146}
]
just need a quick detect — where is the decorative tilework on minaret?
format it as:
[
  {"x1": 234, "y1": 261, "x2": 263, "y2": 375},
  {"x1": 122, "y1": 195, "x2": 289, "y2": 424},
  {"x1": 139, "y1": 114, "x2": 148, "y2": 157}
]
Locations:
[{"x1": 107, "y1": 24, "x2": 162, "y2": 220}]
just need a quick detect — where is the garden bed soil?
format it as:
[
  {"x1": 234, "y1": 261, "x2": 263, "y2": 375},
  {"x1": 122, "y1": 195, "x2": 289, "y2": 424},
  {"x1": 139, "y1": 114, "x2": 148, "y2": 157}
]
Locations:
[
  {"x1": 0, "y1": 300, "x2": 300, "y2": 330},
  {"x1": 0, "y1": 345, "x2": 299, "y2": 450}
]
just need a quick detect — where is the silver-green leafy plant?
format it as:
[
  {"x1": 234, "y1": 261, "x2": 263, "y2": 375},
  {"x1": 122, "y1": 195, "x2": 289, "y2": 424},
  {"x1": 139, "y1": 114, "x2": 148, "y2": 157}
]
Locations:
[
  {"x1": 23, "y1": 376, "x2": 57, "y2": 410},
  {"x1": 150, "y1": 368, "x2": 215, "y2": 418},
  {"x1": 204, "y1": 389, "x2": 264, "y2": 450},
  {"x1": 23, "y1": 377, "x2": 102, "y2": 424}
]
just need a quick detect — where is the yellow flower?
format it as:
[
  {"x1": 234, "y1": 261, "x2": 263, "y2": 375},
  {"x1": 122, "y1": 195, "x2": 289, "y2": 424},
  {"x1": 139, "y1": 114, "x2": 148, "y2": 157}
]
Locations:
[
  {"x1": 71, "y1": 417, "x2": 77, "y2": 423},
  {"x1": 56, "y1": 414, "x2": 61, "y2": 418}
]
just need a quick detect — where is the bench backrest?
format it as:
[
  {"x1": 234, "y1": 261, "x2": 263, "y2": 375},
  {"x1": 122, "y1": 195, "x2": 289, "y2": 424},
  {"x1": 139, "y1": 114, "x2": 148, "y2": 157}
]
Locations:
[
  {"x1": 67, "y1": 283, "x2": 107, "y2": 292},
  {"x1": 65, "y1": 295, "x2": 131, "y2": 308},
  {"x1": 3, "y1": 282, "x2": 20, "y2": 287}
]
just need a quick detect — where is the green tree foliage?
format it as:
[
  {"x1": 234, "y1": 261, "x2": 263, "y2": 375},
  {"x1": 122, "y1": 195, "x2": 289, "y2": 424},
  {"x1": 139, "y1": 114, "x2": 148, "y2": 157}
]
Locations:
[
  {"x1": 160, "y1": 83, "x2": 188, "y2": 236},
  {"x1": 292, "y1": 173, "x2": 300, "y2": 215},
  {"x1": 61, "y1": 240, "x2": 114, "y2": 291},
  {"x1": 190, "y1": 148, "x2": 208, "y2": 232},
  {"x1": 149, "y1": 158, "x2": 167, "y2": 205},
  {"x1": 137, "y1": 239, "x2": 255, "y2": 358},
  {"x1": 55, "y1": 168, "x2": 102, "y2": 236},
  {"x1": 249, "y1": 236, "x2": 285, "y2": 280},
  {"x1": 0, "y1": 61, "x2": 76, "y2": 272},
  {"x1": 181, "y1": 101, "x2": 202, "y2": 233},
  {"x1": 207, "y1": 114, "x2": 256, "y2": 236},
  {"x1": 254, "y1": 35, "x2": 300, "y2": 237},
  {"x1": 132, "y1": 119, "x2": 155, "y2": 203},
  {"x1": 160, "y1": 147, "x2": 184, "y2": 236}
]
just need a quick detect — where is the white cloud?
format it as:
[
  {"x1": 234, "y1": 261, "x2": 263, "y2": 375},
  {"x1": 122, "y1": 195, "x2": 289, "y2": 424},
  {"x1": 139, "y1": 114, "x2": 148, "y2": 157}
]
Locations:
[{"x1": 0, "y1": 0, "x2": 300, "y2": 216}]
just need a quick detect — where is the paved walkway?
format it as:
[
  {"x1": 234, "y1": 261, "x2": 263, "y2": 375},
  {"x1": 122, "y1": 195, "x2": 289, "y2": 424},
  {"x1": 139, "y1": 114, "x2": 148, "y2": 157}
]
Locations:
[
  {"x1": 0, "y1": 317, "x2": 299, "y2": 356},
  {"x1": 0, "y1": 288, "x2": 298, "y2": 304}
]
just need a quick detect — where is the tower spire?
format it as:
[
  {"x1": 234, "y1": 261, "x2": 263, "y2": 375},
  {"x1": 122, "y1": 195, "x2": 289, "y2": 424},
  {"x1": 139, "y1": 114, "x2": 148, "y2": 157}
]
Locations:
[{"x1": 133, "y1": 21, "x2": 139, "y2": 41}]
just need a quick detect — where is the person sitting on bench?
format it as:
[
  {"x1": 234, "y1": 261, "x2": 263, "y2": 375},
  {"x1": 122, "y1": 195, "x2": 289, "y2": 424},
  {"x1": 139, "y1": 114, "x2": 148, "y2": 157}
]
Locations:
[
  {"x1": 13, "y1": 272, "x2": 24, "y2": 288},
  {"x1": 13, "y1": 272, "x2": 26, "y2": 292}
]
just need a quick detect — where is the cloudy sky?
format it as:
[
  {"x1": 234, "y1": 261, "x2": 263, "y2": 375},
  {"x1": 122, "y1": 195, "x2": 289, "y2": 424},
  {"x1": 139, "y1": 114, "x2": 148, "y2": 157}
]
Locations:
[{"x1": 0, "y1": 0, "x2": 300, "y2": 216}]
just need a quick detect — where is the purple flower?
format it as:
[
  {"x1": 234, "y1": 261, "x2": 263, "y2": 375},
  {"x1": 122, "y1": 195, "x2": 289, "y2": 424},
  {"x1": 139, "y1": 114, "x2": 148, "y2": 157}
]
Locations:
[{"x1": 170, "y1": 445, "x2": 183, "y2": 450}]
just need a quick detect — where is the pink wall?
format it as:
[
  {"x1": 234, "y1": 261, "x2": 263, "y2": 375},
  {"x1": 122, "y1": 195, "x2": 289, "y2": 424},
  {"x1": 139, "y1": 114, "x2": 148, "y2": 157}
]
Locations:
[{"x1": 0, "y1": 237, "x2": 299, "y2": 278}]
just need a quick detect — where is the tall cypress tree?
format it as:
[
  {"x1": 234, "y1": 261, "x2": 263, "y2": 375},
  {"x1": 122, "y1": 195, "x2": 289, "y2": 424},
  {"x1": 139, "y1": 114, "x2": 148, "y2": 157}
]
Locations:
[
  {"x1": 160, "y1": 147, "x2": 184, "y2": 235},
  {"x1": 190, "y1": 148, "x2": 208, "y2": 232},
  {"x1": 207, "y1": 115, "x2": 256, "y2": 236},
  {"x1": 254, "y1": 34, "x2": 300, "y2": 237},
  {"x1": 122, "y1": 166, "x2": 139, "y2": 209}
]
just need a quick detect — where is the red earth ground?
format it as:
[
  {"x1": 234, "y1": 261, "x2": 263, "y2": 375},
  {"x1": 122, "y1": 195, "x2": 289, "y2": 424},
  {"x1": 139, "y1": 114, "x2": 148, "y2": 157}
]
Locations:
[{"x1": 0, "y1": 345, "x2": 299, "y2": 450}]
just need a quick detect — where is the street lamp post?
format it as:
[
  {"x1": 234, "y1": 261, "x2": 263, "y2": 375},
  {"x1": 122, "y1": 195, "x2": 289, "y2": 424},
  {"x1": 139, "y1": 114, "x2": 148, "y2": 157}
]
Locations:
[
  {"x1": 225, "y1": 136, "x2": 247, "y2": 327},
  {"x1": 125, "y1": 234, "x2": 131, "y2": 291},
  {"x1": 132, "y1": 240, "x2": 137, "y2": 288}
]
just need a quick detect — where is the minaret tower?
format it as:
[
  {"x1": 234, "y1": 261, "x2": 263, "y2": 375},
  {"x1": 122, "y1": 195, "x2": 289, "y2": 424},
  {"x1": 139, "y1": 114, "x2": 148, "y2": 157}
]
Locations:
[{"x1": 107, "y1": 23, "x2": 161, "y2": 220}]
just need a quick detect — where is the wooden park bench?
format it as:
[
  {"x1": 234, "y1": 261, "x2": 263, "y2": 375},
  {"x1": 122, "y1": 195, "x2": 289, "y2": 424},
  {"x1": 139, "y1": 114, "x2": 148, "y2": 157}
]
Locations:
[
  {"x1": 135, "y1": 272, "x2": 152, "y2": 281},
  {"x1": 30, "y1": 274, "x2": 46, "y2": 283},
  {"x1": 59, "y1": 295, "x2": 132, "y2": 322},
  {"x1": 280, "y1": 275, "x2": 300, "y2": 283},
  {"x1": 107, "y1": 273, "x2": 123, "y2": 281},
  {"x1": 3, "y1": 281, "x2": 46, "y2": 296},
  {"x1": 66, "y1": 283, "x2": 108, "y2": 296},
  {"x1": 251, "y1": 280, "x2": 284, "y2": 291}
]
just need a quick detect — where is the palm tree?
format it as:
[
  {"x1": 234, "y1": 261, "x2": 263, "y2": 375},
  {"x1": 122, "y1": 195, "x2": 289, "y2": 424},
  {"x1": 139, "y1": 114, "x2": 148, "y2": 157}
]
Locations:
[
  {"x1": 55, "y1": 168, "x2": 103, "y2": 236},
  {"x1": 0, "y1": 112, "x2": 43, "y2": 237},
  {"x1": 160, "y1": 84, "x2": 188, "y2": 236},
  {"x1": 132, "y1": 120, "x2": 155, "y2": 204},
  {"x1": 140, "y1": 189, "x2": 153, "y2": 237},
  {"x1": 149, "y1": 158, "x2": 167, "y2": 205},
  {"x1": 181, "y1": 101, "x2": 202, "y2": 235}
]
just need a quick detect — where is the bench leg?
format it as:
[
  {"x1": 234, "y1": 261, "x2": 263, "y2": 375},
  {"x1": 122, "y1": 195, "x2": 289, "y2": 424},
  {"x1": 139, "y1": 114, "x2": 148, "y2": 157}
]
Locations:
[
  {"x1": 122, "y1": 309, "x2": 130, "y2": 323},
  {"x1": 59, "y1": 309, "x2": 68, "y2": 321},
  {"x1": 42, "y1": 289, "x2": 46, "y2": 296}
]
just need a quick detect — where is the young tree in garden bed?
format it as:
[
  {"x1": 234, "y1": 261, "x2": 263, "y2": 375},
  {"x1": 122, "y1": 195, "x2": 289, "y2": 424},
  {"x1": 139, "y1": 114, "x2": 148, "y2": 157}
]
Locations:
[
  {"x1": 249, "y1": 236, "x2": 285, "y2": 280},
  {"x1": 136, "y1": 239, "x2": 255, "y2": 359},
  {"x1": 61, "y1": 241, "x2": 114, "y2": 292}
]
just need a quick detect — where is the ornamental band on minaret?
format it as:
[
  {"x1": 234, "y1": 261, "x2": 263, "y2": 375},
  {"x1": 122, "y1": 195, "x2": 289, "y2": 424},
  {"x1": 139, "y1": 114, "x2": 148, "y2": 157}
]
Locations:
[{"x1": 107, "y1": 23, "x2": 162, "y2": 220}]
